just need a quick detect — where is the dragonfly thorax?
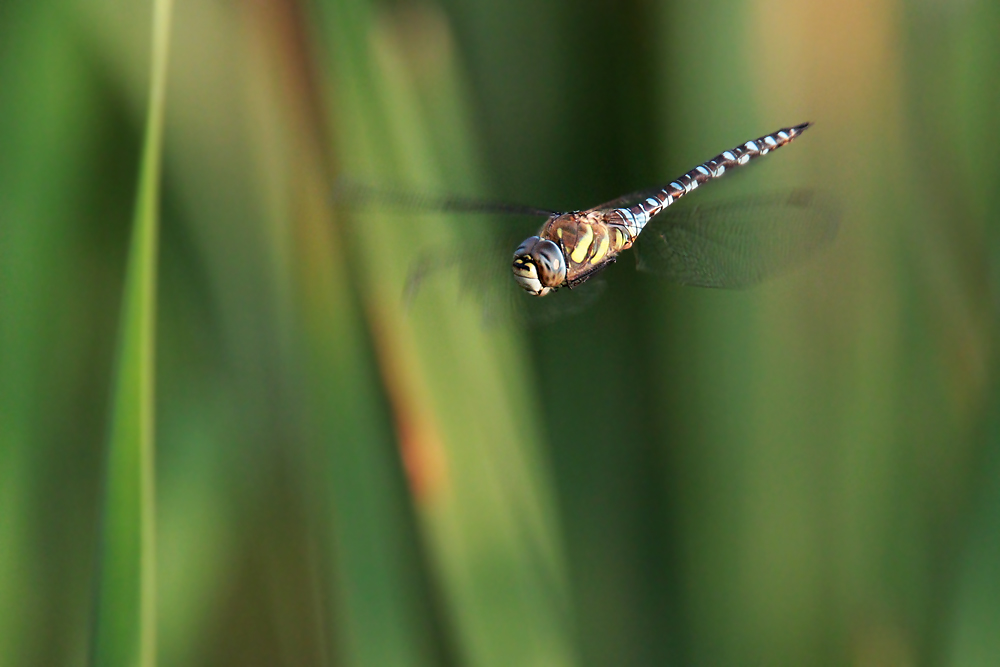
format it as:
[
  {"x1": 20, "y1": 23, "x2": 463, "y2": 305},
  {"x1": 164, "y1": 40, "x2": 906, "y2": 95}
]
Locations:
[{"x1": 512, "y1": 236, "x2": 566, "y2": 297}]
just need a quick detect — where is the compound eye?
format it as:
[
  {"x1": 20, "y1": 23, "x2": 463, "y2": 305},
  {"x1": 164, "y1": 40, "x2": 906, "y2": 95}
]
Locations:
[
  {"x1": 513, "y1": 236, "x2": 565, "y2": 296},
  {"x1": 513, "y1": 237, "x2": 544, "y2": 295},
  {"x1": 531, "y1": 239, "x2": 567, "y2": 288},
  {"x1": 514, "y1": 236, "x2": 540, "y2": 259}
]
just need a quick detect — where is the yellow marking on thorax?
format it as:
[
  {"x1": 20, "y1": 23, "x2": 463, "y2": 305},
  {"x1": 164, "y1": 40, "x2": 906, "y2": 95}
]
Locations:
[
  {"x1": 590, "y1": 230, "x2": 610, "y2": 264},
  {"x1": 613, "y1": 227, "x2": 626, "y2": 250},
  {"x1": 570, "y1": 223, "x2": 593, "y2": 264}
]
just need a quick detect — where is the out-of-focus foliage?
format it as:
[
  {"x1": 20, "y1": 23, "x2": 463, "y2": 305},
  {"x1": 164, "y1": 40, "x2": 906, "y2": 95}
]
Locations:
[
  {"x1": 0, "y1": 0, "x2": 998, "y2": 665},
  {"x1": 90, "y1": 1, "x2": 171, "y2": 665}
]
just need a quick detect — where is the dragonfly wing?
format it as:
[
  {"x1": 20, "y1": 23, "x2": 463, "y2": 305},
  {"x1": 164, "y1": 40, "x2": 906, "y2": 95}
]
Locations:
[
  {"x1": 633, "y1": 189, "x2": 840, "y2": 288},
  {"x1": 584, "y1": 186, "x2": 671, "y2": 213},
  {"x1": 334, "y1": 180, "x2": 605, "y2": 324},
  {"x1": 584, "y1": 167, "x2": 766, "y2": 213},
  {"x1": 583, "y1": 133, "x2": 792, "y2": 213},
  {"x1": 333, "y1": 178, "x2": 558, "y2": 218},
  {"x1": 479, "y1": 270, "x2": 608, "y2": 327},
  {"x1": 406, "y1": 230, "x2": 607, "y2": 328}
]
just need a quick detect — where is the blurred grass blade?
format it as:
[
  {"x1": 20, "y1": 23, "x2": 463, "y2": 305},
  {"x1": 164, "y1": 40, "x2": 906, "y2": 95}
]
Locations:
[
  {"x1": 316, "y1": 2, "x2": 575, "y2": 665},
  {"x1": 91, "y1": 1, "x2": 173, "y2": 665}
]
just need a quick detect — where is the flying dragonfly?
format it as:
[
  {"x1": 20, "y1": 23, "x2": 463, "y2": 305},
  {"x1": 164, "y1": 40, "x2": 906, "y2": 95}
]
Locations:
[
  {"x1": 338, "y1": 122, "x2": 838, "y2": 323},
  {"x1": 510, "y1": 122, "x2": 833, "y2": 296}
]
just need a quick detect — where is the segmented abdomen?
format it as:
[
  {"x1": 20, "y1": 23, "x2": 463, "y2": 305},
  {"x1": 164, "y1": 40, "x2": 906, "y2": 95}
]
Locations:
[{"x1": 608, "y1": 122, "x2": 812, "y2": 239}]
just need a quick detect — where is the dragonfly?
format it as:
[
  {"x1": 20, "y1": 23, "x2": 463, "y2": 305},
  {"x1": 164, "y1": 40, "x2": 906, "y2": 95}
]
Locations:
[
  {"x1": 511, "y1": 122, "x2": 831, "y2": 296},
  {"x1": 339, "y1": 122, "x2": 838, "y2": 323}
]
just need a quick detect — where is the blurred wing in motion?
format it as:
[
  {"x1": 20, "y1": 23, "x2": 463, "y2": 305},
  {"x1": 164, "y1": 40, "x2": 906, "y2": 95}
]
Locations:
[
  {"x1": 405, "y1": 234, "x2": 608, "y2": 328},
  {"x1": 634, "y1": 189, "x2": 840, "y2": 288},
  {"x1": 332, "y1": 178, "x2": 558, "y2": 218},
  {"x1": 336, "y1": 178, "x2": 606, "y2": 326}
]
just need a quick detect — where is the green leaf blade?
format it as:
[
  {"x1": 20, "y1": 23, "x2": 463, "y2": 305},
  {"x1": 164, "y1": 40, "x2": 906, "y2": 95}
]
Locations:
[{"x1": 91, "y1": 1, "x2": 172, "y2": 665}]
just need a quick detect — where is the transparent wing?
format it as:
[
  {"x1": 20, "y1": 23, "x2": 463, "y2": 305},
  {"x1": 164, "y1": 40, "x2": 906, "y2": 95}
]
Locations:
[
  {"x1": 406, "y1": 231, "x2": 608, "y2": 328},
  {"x1": 333, "y1": 178, "x2": 558, "y2": 218},
  {"x1": 585, "y1": 185, "x2": 674, "y2": 213},
  {"x1": 583, "y1": 143, "x2": 767, "y2": 213},
  {"x1": 634, "y1": 189, "x2": 840, "y2": 288},
  {"x1": 333, "y1": 179, "x2": 604, "y2": 326}
]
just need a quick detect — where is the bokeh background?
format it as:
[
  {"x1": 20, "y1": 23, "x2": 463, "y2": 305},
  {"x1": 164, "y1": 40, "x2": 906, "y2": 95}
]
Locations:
[{"x1": 2, "y1": 0, "x2": 999, "y2": 665}]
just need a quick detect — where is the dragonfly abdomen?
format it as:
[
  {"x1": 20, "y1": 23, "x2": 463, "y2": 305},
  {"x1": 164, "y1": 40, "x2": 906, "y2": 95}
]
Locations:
[{"x1": 607, "y1": 122, "x2": 812, "y2": 240}]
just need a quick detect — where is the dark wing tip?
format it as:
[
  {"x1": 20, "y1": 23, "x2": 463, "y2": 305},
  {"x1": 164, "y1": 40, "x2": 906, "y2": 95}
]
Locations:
[{"x1": 792, "y1": 121, "x2": 813, "y2": 134}]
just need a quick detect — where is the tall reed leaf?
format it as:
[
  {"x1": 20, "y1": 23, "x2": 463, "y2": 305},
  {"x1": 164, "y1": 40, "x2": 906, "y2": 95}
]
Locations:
[{"x1": 91, "y1": 1, "x2": 172, "y2": 665}]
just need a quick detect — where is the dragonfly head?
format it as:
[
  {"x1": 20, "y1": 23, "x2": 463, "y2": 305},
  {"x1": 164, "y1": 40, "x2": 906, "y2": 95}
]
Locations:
[{"x1": 513, "y1": 236, "x2": 566, "y2": 297}]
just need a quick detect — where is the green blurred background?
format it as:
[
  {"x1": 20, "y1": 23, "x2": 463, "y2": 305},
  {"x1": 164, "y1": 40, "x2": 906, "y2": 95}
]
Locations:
[{"x1": 2, "y1": 0, "x2": 999, "y2": 665}]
